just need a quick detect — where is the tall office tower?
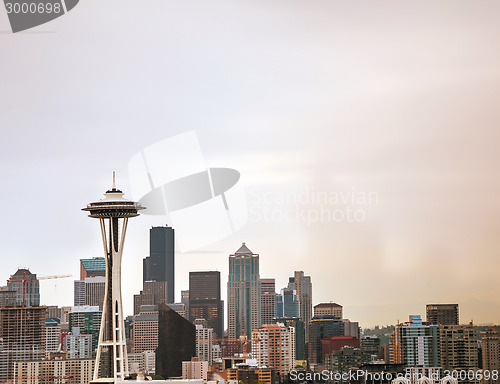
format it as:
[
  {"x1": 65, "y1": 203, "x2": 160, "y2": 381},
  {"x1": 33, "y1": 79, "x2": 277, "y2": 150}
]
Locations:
[
  {"x1": 0, "y1": 306, "x2": 46, "y2": 381},
  {"x1": 80, "y1": 258, "x2": 106, "y2": 279},
  {"x1": 69, "y1": 306, "x2": 102, "y2": 355},
  {"x1": 426, "y1": 304, "x2": 459, "y2": 325},
  {"x1": 273, "y1": 317, "x2": 306, "y2": 361},
  {"x1": 440, "y1": 323, "x2": 478, "y2": 383},
  {"x1": 260, "y1": 278, "x2": 276, "y2": 326},
  {"x1": 252, "y1": 324, "x2": 296, "y2": 375},
  {"x1": 82, "y1": 175, "x2": 144, "y2": 383},
  {"x1": 84, "y1": 276, "x2": 106, "y2": 309},
  {"x1": 181, "y1": 290, "x2": 189, "y2": 317},
  {"x1": 228, "y1": 243, "x2": 261, "y2": 339},
  {"x1": 314, "y1": 303, "x2": 343, "y2": 319},
  {"x1": 308, "y1": 316, "x2": 344, "y2": 366},
  {"x1": 74, "y1": 258, "x2": 106, "y2": 308},
  {"x1": 73, "y1": 276, "x2": 106, "y2": 309},
  {"x1": 189, "y1": 271, "x2": 223, "y2": 338},
  {"x1": 133, "y1": 281, "x2": 168, "y2": 315},
  {"x1": 45, "y1": 317, "x2": 62, "y2": 356},
  {"x1": 132, "y1": 305, "x2": 159, "y2": 355},
  {"x1": 481, "y1": 326, "x2": 500, "y2": 384},
  {"x1": 195, "y1": 322, "x2": 214, "y2": 364},
  {"x1": 156, "y1": 303, "x2": 196, "y2": 379},
  {"x1": 143, "y1": 226, "x2": 175, "y2": 303},
  {"x1": 275, "y1": 288, "x2": 299, "y2": 318},
  {"x1": 288, "y1": 271, "x2": 312, "y2": 334},
  {"x1": 391, "y1": 315, "x2": 440, "y2": 367},
  {"x1": 7, "y1": 268, "x2": 40, "y2": 307}
]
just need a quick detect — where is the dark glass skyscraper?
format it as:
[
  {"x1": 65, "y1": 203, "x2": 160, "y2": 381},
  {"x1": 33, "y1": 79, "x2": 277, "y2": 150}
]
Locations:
[
  {"x1": 156, "y1": 303, "x2": 195, "y2": 379},
  {"x1": 189, "y1": 271, "x2": 223, "y2": 338},
  {"x1": 143, "y1": 226, "x2": 175, "y2": 303}
]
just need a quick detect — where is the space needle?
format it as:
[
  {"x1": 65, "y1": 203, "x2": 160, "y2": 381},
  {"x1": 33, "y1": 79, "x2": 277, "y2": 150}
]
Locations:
[{"x1": 83, "y1": 173, "x2": 144, "y2": 383}]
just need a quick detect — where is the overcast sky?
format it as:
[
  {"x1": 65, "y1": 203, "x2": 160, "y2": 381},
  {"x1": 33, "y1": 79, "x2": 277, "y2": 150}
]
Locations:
[{"x1": 1, "y1": 0, "x2": 499, "y2": 327}]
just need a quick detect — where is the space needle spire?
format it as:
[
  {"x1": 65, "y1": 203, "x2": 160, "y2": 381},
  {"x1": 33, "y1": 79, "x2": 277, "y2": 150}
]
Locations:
[{"x1": 83, "y1": 173, "x2": 145, "y2": 383}]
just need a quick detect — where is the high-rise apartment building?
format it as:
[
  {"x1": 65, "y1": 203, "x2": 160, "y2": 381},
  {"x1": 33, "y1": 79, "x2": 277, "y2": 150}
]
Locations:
[
  {"x1": 426, "y1": 304, "x2": 459, "y2": 325},
  {"x1": 0, "y1": 306, "x2": 46, "y2": 381},
  {"x1": 7, "y1": 268, "x2": 40, "y2": 307},
  {"x1": 228, "y1": 243, "x2": 261, "y2": 339},
  {"x1": 273, "y1": 317, "x2": 306, "y2": 361},
  {"x1": 252, "y1": 324, "x2": 296, "y2": 376},
  {"x1": 195, "y1": 323, "x2": 214, "y2": 364},
  {"x1": 64, "y1": 327, "x2": 93, "y2": 359},
  {"x1": 45, "y1": 318, "x2": 62, "y2": 356},
  {"x1": 275, "y1": 288, "x2": 299, "y2": 318},
  {"x1": 68, "y1": 306, "x2": 102, "y2": 353},
  {"x1": 481, "y1": 326, "x2": 500, "y2": 384},
  {"x1": 189, "y1": 271, "x2": 223, "y2": 338},
  {"x1": 391, "y1": 315, "x2": 440, "y2": 367},
  {"x1": 260, "y1": 278, "x2": 276, "y2": 326},
  {"x1": 440, "y1": 323, "x2": 478, "y2": 383},
  {"x1": 288, "y1": 271, "x2": 312, "y2": 333},
  {"x1": 143, "y1": 226, "x2": 175, "y2": 303}
]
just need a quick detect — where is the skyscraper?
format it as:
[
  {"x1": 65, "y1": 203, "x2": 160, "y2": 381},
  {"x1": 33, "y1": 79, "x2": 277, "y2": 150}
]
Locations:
[
  {"x1": 156, "y1": 303, "x2": 196, "y2": 379},
  {"x1": 189, "y1": 271, "x2": 223, "y2": 339},
  {"x1": 143, "y1": 226, "x2": 175, "y2": 303},
  {"x1": 74, "y1": 258, "x2": 106, "y2": 308},
  {"x1": 260, "y1": 278, "x2": 276, "y2": 326},
  {"x1": 275, "y1": 288, "x2": 299, "y2": 318},
  {"x1": 426, "y1": 304, "x2": 459, "y2": 325},
  {"x1": 288, "y1": 271, "x2": 312, "y2": 333},
  {"x1": 391, "y1": 315, "x2": 440, "y2": 367},
  {"x1": 7, "y1": 268, "x2": 40, "y2": 307},
  {"x1": 227, "y1": 243, "x2": 261, "y2": 339}
]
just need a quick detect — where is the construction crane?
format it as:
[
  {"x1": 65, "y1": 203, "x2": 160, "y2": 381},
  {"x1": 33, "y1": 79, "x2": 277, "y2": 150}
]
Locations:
[{"x1": 7, "y1": 271, "x2": 72, "y2": 306}]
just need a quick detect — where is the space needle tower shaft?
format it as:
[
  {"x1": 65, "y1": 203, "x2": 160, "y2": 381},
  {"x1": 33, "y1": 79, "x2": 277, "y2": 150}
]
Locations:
[{"x1": 83, "y1": 173, "x2": 144, "y2": 383}]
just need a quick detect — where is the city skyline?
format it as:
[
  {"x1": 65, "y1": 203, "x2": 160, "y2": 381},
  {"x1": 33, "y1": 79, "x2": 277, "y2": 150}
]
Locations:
[{"x1": 1, "y1": 1, "x2": 500, "y2": 328}]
